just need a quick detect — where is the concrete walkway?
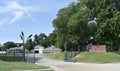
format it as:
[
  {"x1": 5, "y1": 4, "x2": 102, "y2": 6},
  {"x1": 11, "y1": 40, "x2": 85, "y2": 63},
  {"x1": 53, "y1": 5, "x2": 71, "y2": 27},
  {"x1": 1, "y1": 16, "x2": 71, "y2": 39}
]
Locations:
[{"x1": 30, "y1": 54, "x2": 120, "y2": 71}]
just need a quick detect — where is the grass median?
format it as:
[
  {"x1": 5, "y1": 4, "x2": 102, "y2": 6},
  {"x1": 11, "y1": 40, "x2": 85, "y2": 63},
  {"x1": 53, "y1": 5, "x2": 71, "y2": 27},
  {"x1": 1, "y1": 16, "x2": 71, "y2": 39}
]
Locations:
[{"x1": 0, "y1": 60, "x2": 54, "y2": 71}]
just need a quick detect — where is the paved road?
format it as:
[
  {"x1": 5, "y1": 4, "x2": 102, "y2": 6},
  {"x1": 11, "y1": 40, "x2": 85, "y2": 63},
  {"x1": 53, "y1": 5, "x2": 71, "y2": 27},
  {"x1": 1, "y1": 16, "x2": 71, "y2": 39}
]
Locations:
[
  {"x1": 28, "y1": 54, "x2": 120, "y2": 71},
  {"x1": 57, "y1": 63, "x2": 120, "y2": 71}
]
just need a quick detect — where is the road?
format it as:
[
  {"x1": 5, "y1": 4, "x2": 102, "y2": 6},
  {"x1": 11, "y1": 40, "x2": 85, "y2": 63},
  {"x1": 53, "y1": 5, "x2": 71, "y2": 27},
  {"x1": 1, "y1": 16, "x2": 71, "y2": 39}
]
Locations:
[
  {"x1": 27, "y1": 53, "x2": 120, "y2": 71},
  {"x1": 34, "y1": 54, "x2": 67, "y2": 66},
  {"x1": 57, "y1": 63, "x2": 120, "y2": 71}
]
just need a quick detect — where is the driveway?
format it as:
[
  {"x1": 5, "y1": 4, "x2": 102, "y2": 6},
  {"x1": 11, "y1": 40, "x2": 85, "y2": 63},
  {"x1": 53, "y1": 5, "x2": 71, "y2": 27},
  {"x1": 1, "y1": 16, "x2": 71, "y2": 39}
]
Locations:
[
  {"x1": 34, "y1": 54, "x2": 67, "y2": 66},
  {"x1": 28, "y1": 53, "x2": 120, "y2": 71}
]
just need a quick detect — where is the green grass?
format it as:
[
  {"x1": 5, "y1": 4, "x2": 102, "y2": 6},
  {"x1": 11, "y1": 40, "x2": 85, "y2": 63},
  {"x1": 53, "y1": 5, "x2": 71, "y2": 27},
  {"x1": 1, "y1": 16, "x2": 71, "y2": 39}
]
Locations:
[
  {"x1": 75, "y1": 52, "x2": 120, "y2": 63},
  {"x1": 44, "y1": 52, "x2": 120, "y2": 63},
  {"x1": 0, "y1": 61, "x2": 53, "y2": 71},
  {"x1": 44, "y1": 52, "x2": 64, "y2": 60}
]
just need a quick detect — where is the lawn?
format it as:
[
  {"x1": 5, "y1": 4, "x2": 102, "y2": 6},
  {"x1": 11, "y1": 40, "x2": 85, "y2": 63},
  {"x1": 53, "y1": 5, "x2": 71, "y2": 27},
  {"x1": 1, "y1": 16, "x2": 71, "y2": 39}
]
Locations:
[
  {"x1": 0, "y1": 61, "x2": 54, "y2": 71},
  {"x1": 44, "y1": 52, "x2": 120, "y2": 63},
  {"x1": 75, "y1": 52, "x2": 120, "y2": 63},
  {"x1": 44, "y1": 52, "x2": 64, "y2": 60}
]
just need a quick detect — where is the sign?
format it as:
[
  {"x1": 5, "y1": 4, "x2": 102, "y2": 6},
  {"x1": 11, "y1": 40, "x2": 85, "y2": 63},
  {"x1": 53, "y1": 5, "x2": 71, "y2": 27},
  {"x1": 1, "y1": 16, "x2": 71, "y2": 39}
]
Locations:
[{"x1": 89, "y1": 45, "x2": 106, "y2": 52}]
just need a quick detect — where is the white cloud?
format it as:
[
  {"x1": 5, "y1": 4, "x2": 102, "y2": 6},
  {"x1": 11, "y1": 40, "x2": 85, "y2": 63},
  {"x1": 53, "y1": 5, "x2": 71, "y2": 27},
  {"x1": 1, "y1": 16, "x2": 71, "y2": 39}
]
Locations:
[
  {"x1": 6, "y1": 0, "x2": 25, "y2": 11},
  {"x1": 0, "y1": 0, "x2": 37, "y2": 25},
  {"x1": 9, "y1": 11, "x2": 23, "y2": 23}
]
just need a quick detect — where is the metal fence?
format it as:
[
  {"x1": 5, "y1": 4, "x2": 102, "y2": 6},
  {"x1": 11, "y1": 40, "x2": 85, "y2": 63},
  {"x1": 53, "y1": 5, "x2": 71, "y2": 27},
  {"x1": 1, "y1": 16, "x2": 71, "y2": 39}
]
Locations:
[
  {"x1": 66, "y1": 51, "x2": 80, "y2": 62},
  {"x1": 25, "y1": 53, "x2": 36, "y2": 63},
  {"x1": 0, "y1": 52, "x2": 36, "y2": 63},
  {"x1": 0, "y1": 53, "x2": 22, "y2": 61}
]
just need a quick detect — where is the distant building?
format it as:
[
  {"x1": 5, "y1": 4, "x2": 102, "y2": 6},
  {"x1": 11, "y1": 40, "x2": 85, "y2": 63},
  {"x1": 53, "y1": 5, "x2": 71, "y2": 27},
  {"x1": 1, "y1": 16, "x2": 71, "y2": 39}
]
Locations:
[
  {"x1": 33, "y1": 45, "x2": 44, "y2": 53},
  {"x1": 7, "y1": 46, "x2": 28, "y2": 53},
  {"x1": 32, "y1": 45, "x2": 61, "y2": 53}
]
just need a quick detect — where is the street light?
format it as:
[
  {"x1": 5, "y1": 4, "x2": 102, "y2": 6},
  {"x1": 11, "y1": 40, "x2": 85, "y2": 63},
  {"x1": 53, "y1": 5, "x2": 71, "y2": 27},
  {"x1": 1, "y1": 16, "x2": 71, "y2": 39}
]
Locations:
[
  {"x1": 90, "y1": 36, "x2": 94, "y2": 45},
  {"x1": 20, "y1": 31, "x2": 32, "y2": 62}
]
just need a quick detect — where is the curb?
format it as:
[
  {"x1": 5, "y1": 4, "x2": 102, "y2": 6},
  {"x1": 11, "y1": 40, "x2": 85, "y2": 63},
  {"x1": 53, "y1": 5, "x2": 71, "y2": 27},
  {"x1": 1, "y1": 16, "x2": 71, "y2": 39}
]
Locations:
[{"x1": 50, "y1": 66, "x2": 64, "y2": 71}]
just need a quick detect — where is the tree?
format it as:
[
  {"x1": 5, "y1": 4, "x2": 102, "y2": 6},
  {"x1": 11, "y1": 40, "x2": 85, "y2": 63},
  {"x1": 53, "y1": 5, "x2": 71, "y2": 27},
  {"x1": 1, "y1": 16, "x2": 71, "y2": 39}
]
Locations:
[
  {"x1": 38, "y1": 33, "x2": 48, "y2": 48},
  {"x1": 33, "y1": 34, "x2": 40, "y2": 45},
  {"x1": 53, "y1": 2, "x2": 80, "y2": 50},
  {"x1": 80, "y1": 0, "x2": 120, "y2": 51},
  {"x1": 52, "y1": 0, "x2": 120, "y2": 51},
  {"x1": 47, "y1": 30, "x2": 58, "y2": 47},
  {"x1": 67, "y1": 1, "x2": 98, "y2": 51},
  {"x1": 52, "y1": 1, "x2": 95, "y2": 51},
  {"x1": 25, "y1": 39, "x2": 34, "y2": 51},
  {"x1": 33, "y1": 33, "x2": 49, "y2": 48},
  {"x1": 67, "y1": 7, "x2": 90, "y2": 51},
  {"x1": 3, "y1": 41, "x2": 17, "y2": 50},
  {"x1": 0, "y1": 44, "x2": 2, "y2": 51}
]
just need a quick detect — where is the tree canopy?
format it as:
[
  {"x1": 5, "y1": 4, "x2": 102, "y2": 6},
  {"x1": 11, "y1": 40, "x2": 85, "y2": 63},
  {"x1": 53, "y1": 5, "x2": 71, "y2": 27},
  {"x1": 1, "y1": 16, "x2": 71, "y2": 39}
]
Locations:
[
  {"x1": 52, "y1": 0, "x2": 120, "y2": 51},
  {"x1": 81, "y1": 0, "x2": 120, "y2": 48}
]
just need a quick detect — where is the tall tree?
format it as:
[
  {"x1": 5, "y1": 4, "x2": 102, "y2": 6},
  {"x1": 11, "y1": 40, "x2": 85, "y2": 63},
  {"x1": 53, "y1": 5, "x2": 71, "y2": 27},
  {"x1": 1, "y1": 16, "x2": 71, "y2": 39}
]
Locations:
[
  {"x1": 53, "y1": 2, "x2": 80, "y2": 50},
  {"x1": 51, "y1": 0, "x2": 120, "y2": 52},
  {"x1": 38, "y1": 33, "x2": 47, "y2": 44},
  {"x1": 33, "y1": 33, "x2": 49, "y2": 48},
  {"x1": 47, "y1": 30, "x2": 57, "y2": 46},
  {"x1": 80, "y1": 0, "x2": 120, "y2": 50},
  {"x1": 3, "y1": 41, "x2": 17, "y2": 49},
  {"x1": 67, "y1": 7, "x2": 90, "y2": 51},
  {"x1": 33, "y1": 34, "x2": 40, "y2": 45},
  {"x1": 25, "y1": 39, "x2": 34, "y2": 51}
]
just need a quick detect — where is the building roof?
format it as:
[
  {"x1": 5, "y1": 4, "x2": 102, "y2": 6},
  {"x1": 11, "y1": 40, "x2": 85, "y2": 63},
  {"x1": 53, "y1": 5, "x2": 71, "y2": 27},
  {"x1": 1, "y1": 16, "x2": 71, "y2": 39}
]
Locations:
[
  {"x1": 9, "y1": 46, "x2": 23, "y2": 50},
  {"x1": 43, "y1": 47, "x2": 61, "y2": 51},
  {"x1": 34, "y1": 45, "x2": 44, "y2": 49}
]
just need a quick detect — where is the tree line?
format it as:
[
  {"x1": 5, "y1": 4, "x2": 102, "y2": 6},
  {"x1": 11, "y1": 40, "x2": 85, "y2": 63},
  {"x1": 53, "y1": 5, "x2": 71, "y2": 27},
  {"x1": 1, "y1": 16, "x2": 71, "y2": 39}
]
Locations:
[{"x1": 0, "y1": 33, "x2": 56, "y2": 51}]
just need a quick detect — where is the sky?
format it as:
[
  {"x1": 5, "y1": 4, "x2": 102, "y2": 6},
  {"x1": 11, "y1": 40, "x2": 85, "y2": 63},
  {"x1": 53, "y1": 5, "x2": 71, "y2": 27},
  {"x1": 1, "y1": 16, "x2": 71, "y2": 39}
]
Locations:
[{"x1": 0, "y1": 0, "x2": 77, "y2": 44}]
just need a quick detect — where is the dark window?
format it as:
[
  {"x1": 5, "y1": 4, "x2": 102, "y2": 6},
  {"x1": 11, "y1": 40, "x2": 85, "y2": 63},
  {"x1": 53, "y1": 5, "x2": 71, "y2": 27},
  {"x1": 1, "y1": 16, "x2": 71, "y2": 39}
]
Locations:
[{"x1": 35, "y1": 50, "x2": 39, "y2": 53}]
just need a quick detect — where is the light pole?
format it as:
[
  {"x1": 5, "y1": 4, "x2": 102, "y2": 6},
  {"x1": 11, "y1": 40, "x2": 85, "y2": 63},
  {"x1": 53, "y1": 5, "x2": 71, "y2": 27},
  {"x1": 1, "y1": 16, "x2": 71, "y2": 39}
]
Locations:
[
  {"x1": 33, "y1": 50, "x2": 35, "y2": 64},
  {"x1": 20, "y1": 31, "x2": 32, "y2": 62}
]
